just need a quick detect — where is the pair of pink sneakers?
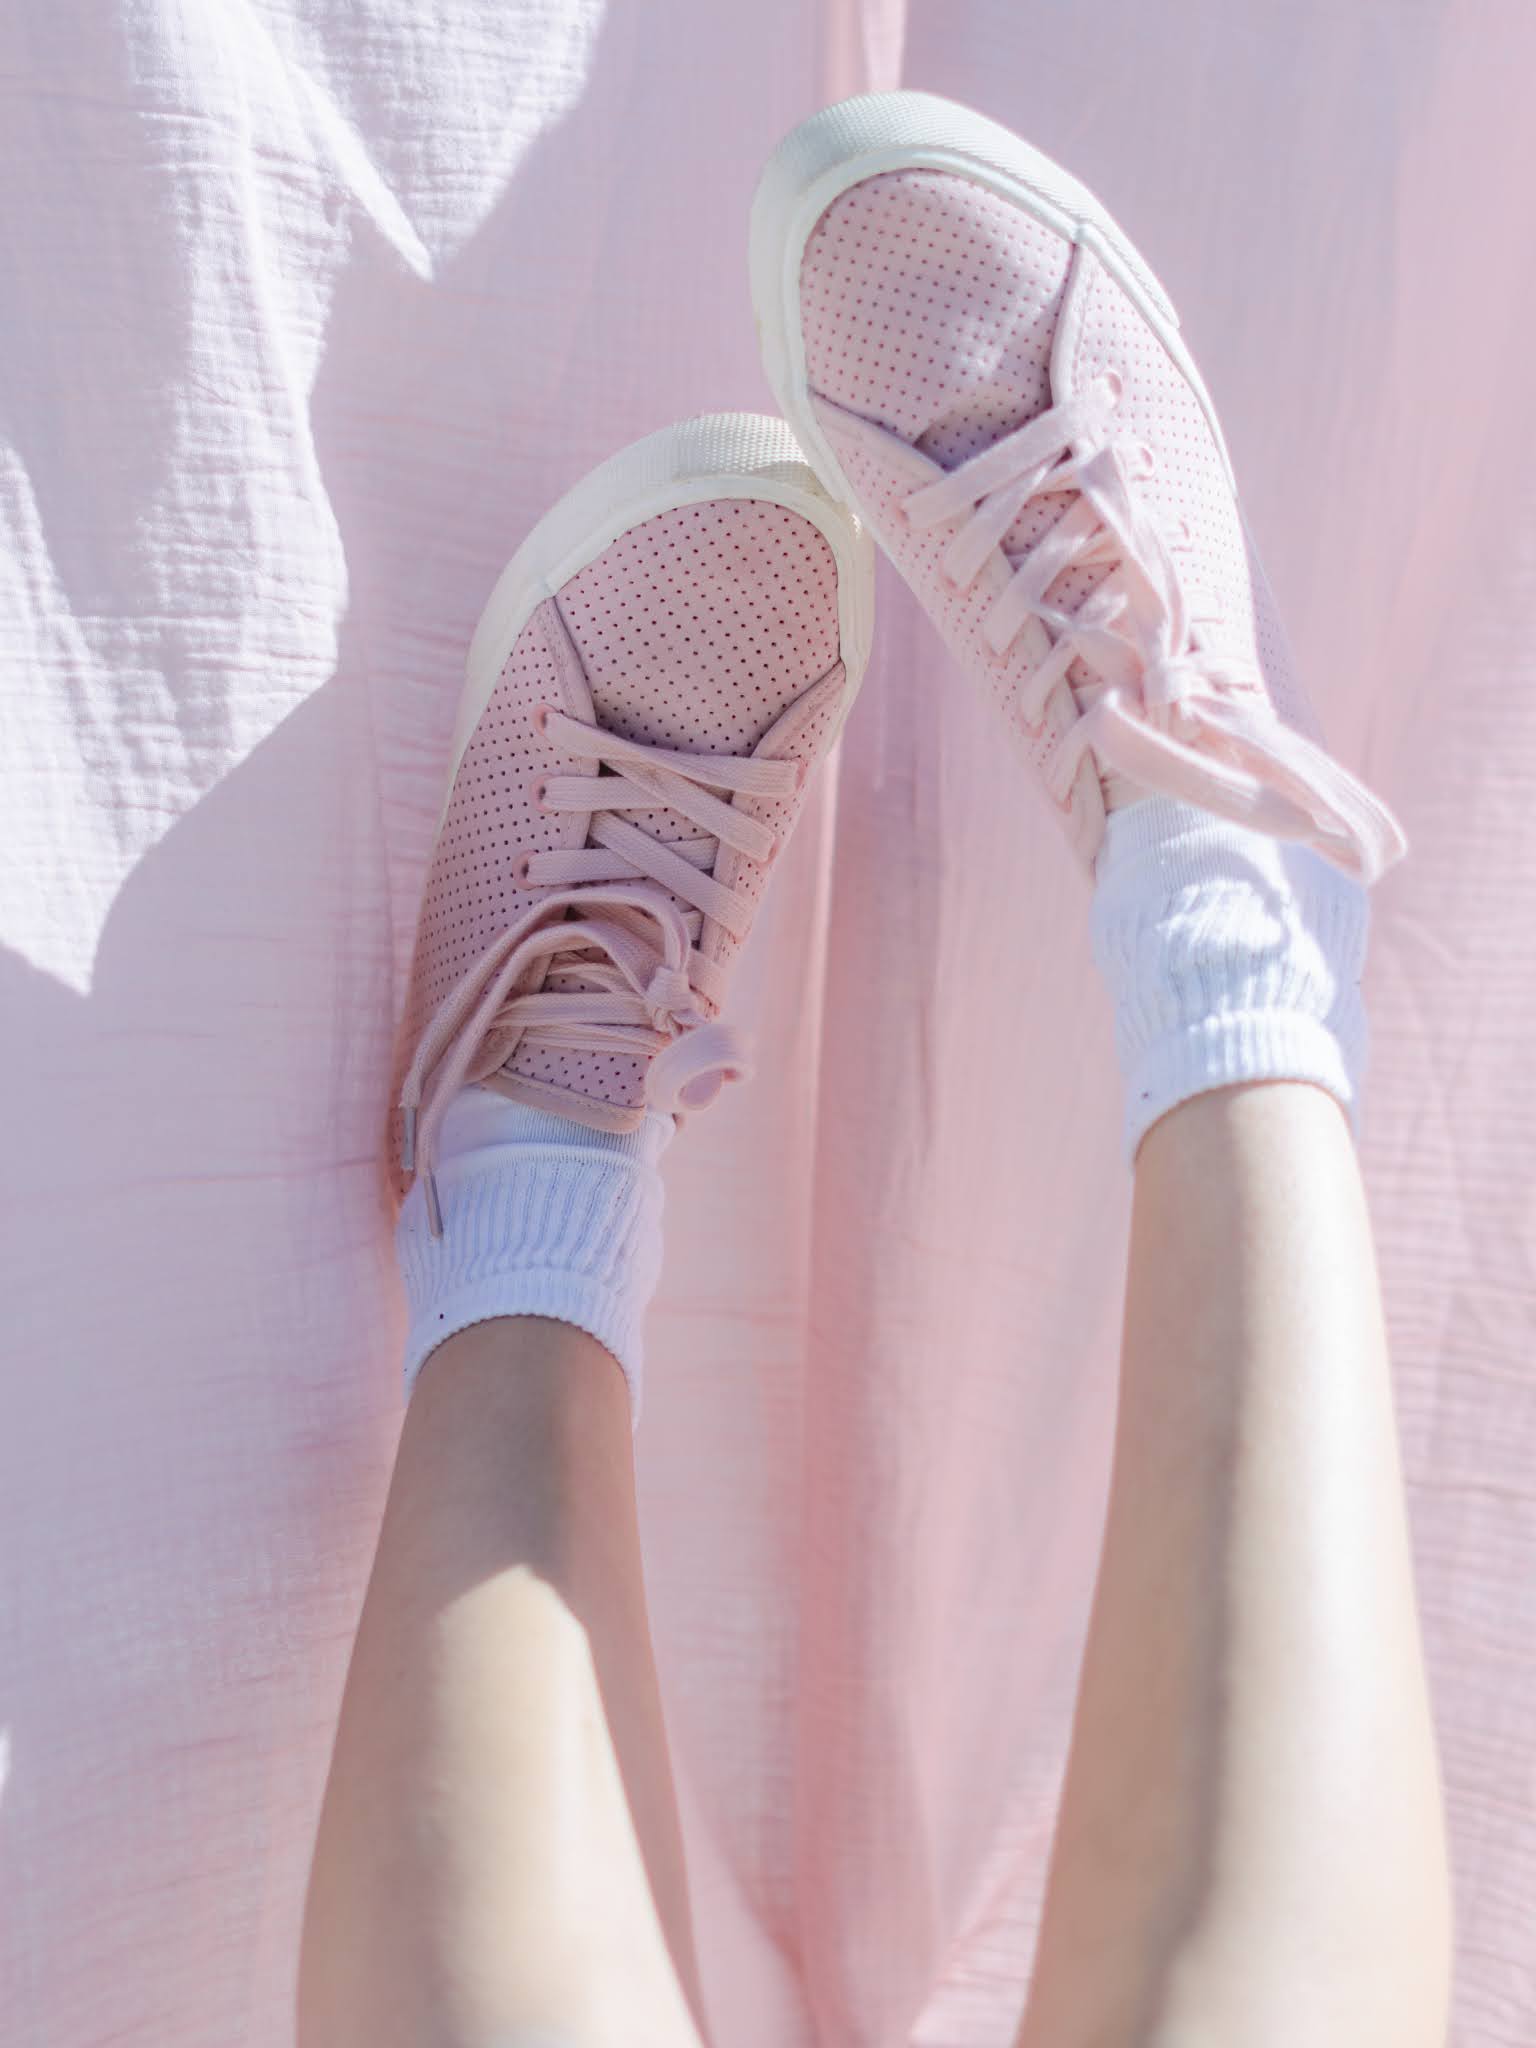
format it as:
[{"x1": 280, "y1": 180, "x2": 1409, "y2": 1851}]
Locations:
[{"x1": 395, "y1": 91, "x2": 1404, "y2": 1223}]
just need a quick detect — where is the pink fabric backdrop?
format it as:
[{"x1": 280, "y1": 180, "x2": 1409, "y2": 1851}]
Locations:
[{"x1": 3, "y1": 3, "x2": 1533, "y2": 2042}]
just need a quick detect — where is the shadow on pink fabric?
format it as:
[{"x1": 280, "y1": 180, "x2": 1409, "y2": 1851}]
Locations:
[{"x1": 2, "y1": 3, "x2": 1532, "y2": 2044}]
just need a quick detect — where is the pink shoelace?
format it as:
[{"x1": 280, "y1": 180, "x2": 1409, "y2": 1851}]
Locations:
[
  {"x1": 400, "y1": 701, "x2": 801, "y2": 1233},
  {"x1": 833, "y1": 371, "x2": 1405, "y2": 881}
]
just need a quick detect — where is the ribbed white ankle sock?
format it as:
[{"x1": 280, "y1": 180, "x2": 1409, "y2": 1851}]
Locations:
[
  {"x1": 395, "y1": 1086, "x2": 672, "y2": 1424},
  {"x1": 1091, "y1": 796, "x2": 1370, "y2": 1160}
]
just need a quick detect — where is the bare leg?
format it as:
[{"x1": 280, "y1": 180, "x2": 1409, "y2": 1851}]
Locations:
[
  {"x1": 298, "y1": 1318, "x2": 708, "y2": 2048},
  {"x1": 1016, "y1": 1084, "x2": 1452, "y2": 2048}
]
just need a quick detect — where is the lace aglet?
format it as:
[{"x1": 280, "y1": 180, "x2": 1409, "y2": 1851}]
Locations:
[
  {"x1": 424, "y1": 1169, "x2": 444, "y2": 1240},
  {"x1": 401, "y1": 1106, "x2": 417, "y2": 1175}
]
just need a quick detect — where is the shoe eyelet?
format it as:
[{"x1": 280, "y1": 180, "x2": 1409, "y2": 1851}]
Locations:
[
  {"x1": 512, "y1": 854, "x2": 534, "y2": 887},
  {"x1": 1102, "y1": 367, "x2": 1124, "y2": 403},
  {"x1": 531, "y1": 777, "x2": 549, "y2": 810},
  {"x1": 532, "y1": 702, "x2": 553, "y2": 739}
]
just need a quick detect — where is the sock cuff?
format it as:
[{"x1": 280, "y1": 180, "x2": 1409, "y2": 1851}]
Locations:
[
  {"x1": 396, "y1": 1146, "x2": 662, "y2": 1425},
  {"x1": 1117, "y1": 1005, "x2": 1366, "y2": 1158}
]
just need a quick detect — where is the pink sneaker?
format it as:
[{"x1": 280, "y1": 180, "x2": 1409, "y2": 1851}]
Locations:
[
  {"x1": 395, "y1": 414, "x2": 874, "y2": 1228},
  {"x1": 751, "y1": 92, "x2": 1405, "y2": 881}
]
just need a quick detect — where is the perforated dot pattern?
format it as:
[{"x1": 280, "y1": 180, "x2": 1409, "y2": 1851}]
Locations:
[
  {"x1": 395, "y1": 497, "x2": 847, "y2": 1138},
  {"x1": 800, "y1": 170, "x2": 1070, "y2": 446},
  {"x1": 798, "y1": 167, "x2": 1318, "y2": 850}
]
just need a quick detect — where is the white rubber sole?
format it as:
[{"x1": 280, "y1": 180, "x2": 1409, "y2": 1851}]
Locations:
[
  {"x1": 449, "y1": 412, "x2": 876, "y2": 820},
  {"x1": 749, "y1": 89, "x2": 1237, "y2": 509}
]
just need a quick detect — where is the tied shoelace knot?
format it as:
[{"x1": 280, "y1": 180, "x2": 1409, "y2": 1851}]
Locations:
[{"x1": 400, "y1": 702, "x2": 800, "y2": 1235}]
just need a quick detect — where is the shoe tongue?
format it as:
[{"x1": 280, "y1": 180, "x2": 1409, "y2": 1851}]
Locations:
[
  {"x1": 915, "y1": 396, "x2": 1157, "y2": 813},
  {"x1": 552, "y1": 500, "x2": 833, "y2": 867},
  {"x1": 556, "y1": 611, "x2": 739, "y2": 879},
  {"x1": 581, "y1": 695, "x2": 718, "y2": 871},
  {"x1": 918, "y1": 398, "x2": 1122, "y2": 688},
  {"x1": 523, "y1": 681, "x2": 713, "y2": 1018}
]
